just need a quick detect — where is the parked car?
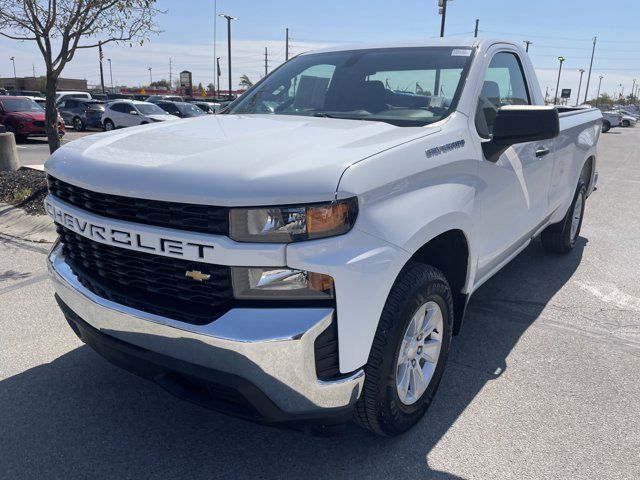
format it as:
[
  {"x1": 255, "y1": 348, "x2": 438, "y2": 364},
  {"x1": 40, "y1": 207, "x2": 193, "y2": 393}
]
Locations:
[
  {"x1": 91, "y1": 93, "x2": 109, "y2": 101},
  {"x1": 58, "y1": 98, "x2": 106, "y2": 131},
  {"x1": 45, "y1": 39, "x2": 601, "y2": 435},
  {"x1": 56, "y1": 91, "x2": 92, "y2": 104},
  {"x1": 602, "y1": 111, "x2": 622, "y2": 132},
  {"x1": 155, "y1": 100, "x2": 206, "y2": 118},
  {"x1": 0, "y1": 95, "x2": 64, "y2": 141},
  {"x1": 22, "y1": 95, "x2": 47, "y2": 108},
  {"x1": 146, "y1": 94, "x2": 184, "y2": 103},
  {"x1": 8, "y1": 90, "x2": 43, "y2": 97},
  {"x1": 191, "y1": 101, "x2": 217, "y2": 114},
  {"x1": 101, "y1": 100, "x2": 178, "y2": 130},
  {"x1": 106, "y1": 93, "x2": 135, "y2": 101},
  {"x1": 620, "y1": 114, "x2": 637, "y2": 127}
]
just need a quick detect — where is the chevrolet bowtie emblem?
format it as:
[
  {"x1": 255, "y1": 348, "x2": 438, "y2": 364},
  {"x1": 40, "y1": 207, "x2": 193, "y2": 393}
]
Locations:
[{"x1": 185, "y1": 270, "x2": 211, "y2": 282}]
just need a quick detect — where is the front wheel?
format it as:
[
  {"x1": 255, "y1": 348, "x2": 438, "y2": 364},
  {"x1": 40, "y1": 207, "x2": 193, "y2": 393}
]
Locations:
[
  {"x1": 602, "y1": 121, "x2": 611, "y2": 133},
  {"x1": 72, "y1": 117, "x2": 85, "y2": 131},
  {"x1": 541, "y1": 182, "x2": 586, "y2": 254},
  {"x1": 622, "y1": 120, "x2": 630, "y2": 127},
  {"x1": 104, "y1": 119, "x2": 115, "y2": 131},
  {"x1": 354, "y1": 263, "x2": 453, "y2": 436}
]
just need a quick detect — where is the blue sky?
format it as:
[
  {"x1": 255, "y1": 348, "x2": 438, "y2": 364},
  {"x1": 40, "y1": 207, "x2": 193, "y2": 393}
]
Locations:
[{"x1": 2, "y1": 0, "x2": 640, "y2": 102}]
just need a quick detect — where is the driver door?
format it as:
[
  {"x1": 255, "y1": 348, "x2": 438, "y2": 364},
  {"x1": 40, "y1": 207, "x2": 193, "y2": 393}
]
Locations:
[{"x1": 474, "y1": 49, "x2": 555, "y2": 282}]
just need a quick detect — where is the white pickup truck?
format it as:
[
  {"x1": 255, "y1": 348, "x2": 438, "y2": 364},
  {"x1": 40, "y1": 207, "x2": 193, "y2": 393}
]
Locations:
[{"x1": 45, "y1": 38, "x2": 601, "y2": 435}]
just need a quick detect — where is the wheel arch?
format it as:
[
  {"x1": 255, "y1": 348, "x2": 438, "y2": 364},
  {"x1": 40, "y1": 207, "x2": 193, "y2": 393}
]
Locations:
[{"x1": 404, "y1": 228, "x2": 472, "y2": 335}]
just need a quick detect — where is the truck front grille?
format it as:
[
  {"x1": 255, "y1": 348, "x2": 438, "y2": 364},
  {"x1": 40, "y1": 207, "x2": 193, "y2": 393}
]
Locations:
[
  {"x1": 47, "y1": 176, "x2": 229, "y2": 236},
  {"x1": 57, "y1": 225, "x2": 233, "y2": 325}
]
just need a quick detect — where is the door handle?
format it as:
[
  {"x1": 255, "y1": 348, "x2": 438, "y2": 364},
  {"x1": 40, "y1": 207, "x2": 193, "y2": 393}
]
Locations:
[{"x1": 535, "y1": 147, "x2": 551, "y2": 158}]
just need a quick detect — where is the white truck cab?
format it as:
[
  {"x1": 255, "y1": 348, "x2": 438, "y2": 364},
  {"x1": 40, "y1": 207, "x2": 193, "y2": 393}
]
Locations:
[{"x1": 45, "y1": 38, "x2": 600, "y2": 435}]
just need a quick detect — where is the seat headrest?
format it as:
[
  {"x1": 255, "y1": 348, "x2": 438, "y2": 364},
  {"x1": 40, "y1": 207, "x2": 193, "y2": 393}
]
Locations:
[{"x1": 481, "y1": 81, "x2": 500, "y2": 101}]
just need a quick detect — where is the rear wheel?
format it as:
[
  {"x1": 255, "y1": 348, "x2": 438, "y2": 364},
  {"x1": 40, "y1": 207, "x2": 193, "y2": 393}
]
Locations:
[
  {"x1": 622, "y1": 120, "x2": 630, "y2": 127},
  {"x1": 354, "y1": 263, "x2": 453, "y2": 436},
  {"x1": 541, "y1": 182, "x2": 586, "y2": 254},
  {"x1": 602, "y1": 120, "x2": 611, "y2": 133},
  {"x1": 72, "y1": 117, "x2": 85, "y2": 131},
  {"x1": 104, "y1": 119, "x2": 115, "y2": 131}
]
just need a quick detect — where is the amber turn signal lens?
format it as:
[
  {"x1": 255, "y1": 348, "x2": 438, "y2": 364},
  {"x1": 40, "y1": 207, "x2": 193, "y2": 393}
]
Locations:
[
  {"x1": 307, "y1": 203, "x2": 350, "y2": 235},
  {"x1": 307, "y1": 272, "x2": 335, "y2": 295}
]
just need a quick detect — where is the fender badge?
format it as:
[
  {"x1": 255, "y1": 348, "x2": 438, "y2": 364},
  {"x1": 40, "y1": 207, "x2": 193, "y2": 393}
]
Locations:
[{"x1": 426, "y1": 139, "x2": 465, "y2": 158}]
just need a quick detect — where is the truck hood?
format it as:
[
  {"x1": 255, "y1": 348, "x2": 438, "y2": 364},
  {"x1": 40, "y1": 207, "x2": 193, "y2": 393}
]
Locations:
[{"x1": 45, "y1": 114, "x2": 439, "y2": 206}]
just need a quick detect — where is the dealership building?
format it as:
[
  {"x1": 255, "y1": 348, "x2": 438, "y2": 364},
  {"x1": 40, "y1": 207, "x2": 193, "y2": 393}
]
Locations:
[{"x1": 0, "y1": 76, "x2": 88, "y2": 93}]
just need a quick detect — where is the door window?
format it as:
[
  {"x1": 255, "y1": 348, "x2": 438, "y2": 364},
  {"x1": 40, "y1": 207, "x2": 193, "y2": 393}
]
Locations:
[{"x1": 476, "y1": 52, "x2": 531, "y2": 138}]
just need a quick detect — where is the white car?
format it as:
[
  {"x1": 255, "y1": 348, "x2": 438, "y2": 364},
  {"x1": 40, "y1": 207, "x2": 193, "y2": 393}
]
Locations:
[
  {"x1": 56, "y1": 91, "x2": 92, "y2": 104},
  {"x1": 602, "y1": 111, "x2": 622, "y2": 132},
  {"x1": 101, "y1": 100, "x2": 179, "y2": 130},
  {"x1": 45, "y1": 38, "x2": 601, "y2": 435}
]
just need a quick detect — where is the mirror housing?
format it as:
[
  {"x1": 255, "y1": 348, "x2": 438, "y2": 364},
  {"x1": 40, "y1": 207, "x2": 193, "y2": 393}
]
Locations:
[
  {"x1": 483, "y1": 106, "x2": 559, "y2": 162},
  {"x1": 129, "y1": 110, "x2": 139, "y2": 115}
]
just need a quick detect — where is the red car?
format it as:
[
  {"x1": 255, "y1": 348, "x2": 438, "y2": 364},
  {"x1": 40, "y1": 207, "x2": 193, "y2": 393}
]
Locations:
[{"x1": 0, "y1": 96, "x2": 65, "y2": 141}]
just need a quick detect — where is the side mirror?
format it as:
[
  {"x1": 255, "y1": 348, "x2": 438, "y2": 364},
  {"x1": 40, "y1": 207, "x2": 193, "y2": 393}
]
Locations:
[
  {"x1": 129, "y1": 110, "x2": 139, "y2": 115},
  {"x1": 483, "y1": 106, "x2": 559, "y2": 162}
]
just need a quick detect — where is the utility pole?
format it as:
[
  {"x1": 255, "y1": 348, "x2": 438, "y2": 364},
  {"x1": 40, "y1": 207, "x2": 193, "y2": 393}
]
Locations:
[
  {"x1": 216, "y1": 56, "x2": 222, "y2": 99},
  {"x1": 595, "y1": 75, "x2": 603, "y2": 107},
  {"x1": 474, "y1": 19, "x2": 479, "y2": 38},
  {"x1": 219, "y1": 13, "x2": 238, "y2": 100},
  {"x1": 576, "y1": 69, "x2": 585, "y2": 106},
  {"x1": 98, "y1": 41, "x2": 105, "y2": 94},
  {"x1": 148, "y1": 67, "x2": 152, "y2": 85},
  {"x1": 264, "y1": 47, "x2": 268, "y2": 77},
  {"x1": 438, "y1": 0, "x2": 452, "y2": 37},
  {"x1": 10, "y1": 56, "x2": 16, "y2": 84},
  {"x1": 554, "y1": 56, "x2": 565, "y2": 105},
  {"x1": 630, "y1": 78, "x2": 636, "y2": 103},
  {"x1": 583, "y1": 36, "x2": 597, "y2": 104},
  {"x1": 107, "y1": 59, "x2": 113, "y2": 92},
  {"x1": 285, "y1": 28, "x2": 290, "y2": 61},
  {"x1": 524, "y1": 40, "x2": 532, "y2": 52},
  {"x1": 32, "y1": 64, "x2": 35, "y2": 78},
  {"x1": 169, "y1": 57, "x2": 172, "y2": 91},
  {"x1": 545, "y1": 86, "x2": 549, "y2": 104}
]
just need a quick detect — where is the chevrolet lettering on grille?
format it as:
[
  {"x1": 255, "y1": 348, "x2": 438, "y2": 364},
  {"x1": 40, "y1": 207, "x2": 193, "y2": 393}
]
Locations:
[{"x1": 45, "y1": 196, "x2": 216, "y2": 263}]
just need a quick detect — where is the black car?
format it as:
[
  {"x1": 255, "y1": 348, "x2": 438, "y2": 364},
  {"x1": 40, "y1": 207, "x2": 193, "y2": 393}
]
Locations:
[
  {"x1": 191, "y1": 101, "x2": 217, "y2": 114},
  {"x1": 57, "y1": 98, "x2": 106, "y2": 131},
  {"x1": 155, "y1": 101, "x2": 206, "y2": 118}
]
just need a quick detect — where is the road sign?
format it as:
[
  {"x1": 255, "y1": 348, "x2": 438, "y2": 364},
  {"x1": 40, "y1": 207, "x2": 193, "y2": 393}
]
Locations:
[{"x1": 561, "y1": 89, "x2": 571, "y2": 99}]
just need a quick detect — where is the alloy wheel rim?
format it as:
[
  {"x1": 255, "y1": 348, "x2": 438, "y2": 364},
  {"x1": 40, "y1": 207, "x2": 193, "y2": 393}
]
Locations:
[
  {"x1": 396, "y1": 301, "x2": 444, "y2": 406},
  {"x1": 74, "y1": 118, "x2": 82, "y2": 130},
  {"x1": 570, "y1": 193, "x2": 583, "y2": 241}
]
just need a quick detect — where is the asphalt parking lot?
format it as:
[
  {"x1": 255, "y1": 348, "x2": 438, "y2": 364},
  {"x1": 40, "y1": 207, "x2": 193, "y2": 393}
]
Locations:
[
  {"x1": 1, "y1": 127, "x2": 639, "y2": 480},
  {"x1": 16, "y1": 130, "x2": 97, "y2": 166}
]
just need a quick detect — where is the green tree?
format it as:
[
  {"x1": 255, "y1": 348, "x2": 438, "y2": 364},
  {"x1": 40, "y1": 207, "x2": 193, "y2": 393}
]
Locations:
[
  {"x1": 0, "y1": 0, "x2": 163, "y2": 153},
  {"x1": 149, "y1": 79, "x2": 171, "y2": 89}
]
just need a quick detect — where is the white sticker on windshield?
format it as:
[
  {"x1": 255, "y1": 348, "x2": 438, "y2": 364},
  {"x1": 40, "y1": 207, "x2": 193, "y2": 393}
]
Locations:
[{"x1": 451, "y1": 49, "x2": 472, "y2": 57}]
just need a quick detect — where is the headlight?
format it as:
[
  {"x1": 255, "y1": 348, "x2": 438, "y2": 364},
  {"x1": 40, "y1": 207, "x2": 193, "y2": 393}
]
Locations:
[
  {"x1": 231, "y1": 267, "x2": 334, "y2": 300},
  {"x1": 229, "y1": 197, "x2": 358, "y2": 243}
]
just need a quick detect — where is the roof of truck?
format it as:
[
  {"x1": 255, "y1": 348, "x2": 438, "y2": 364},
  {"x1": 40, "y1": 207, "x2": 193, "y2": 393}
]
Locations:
[{"x1": 301, "y1": 38, "x2": 520, "y2": 56}]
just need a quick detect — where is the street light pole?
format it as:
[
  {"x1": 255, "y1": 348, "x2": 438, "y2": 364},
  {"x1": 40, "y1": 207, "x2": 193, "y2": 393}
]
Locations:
[
  {"x1": 576, "y1": 69, "x2": 585, "y2": 106},
  {"x1": 148, "y1": 67, "x2": 152, "y2": 85},
  {"x1": 216, "y1": 56, "x2": 222, "y2": 99},
  {"x1": 583, "y1": 36, "x2": 597, "y2": 104},
  {"x1": 10, "y1": 56, "x2": 16, "y2": 83},
  {"x1": 554, "y1": 56, "x2": 565, "y2": 105},
  {"x1": 595, "y1": 75, "x2": 603, "y2": 107},
  {"x1": 107, "y1": 59, "x2": 113, "y2": 92},
  {"x1": 630, "y1": 79, "x2": 636, "y2": 103},
  {"x1": 219, "y1": 13, "x2": 238, "y2": 100},
  {"x1": 439, "y1": 0, "x2": 453, "y2": 38}
]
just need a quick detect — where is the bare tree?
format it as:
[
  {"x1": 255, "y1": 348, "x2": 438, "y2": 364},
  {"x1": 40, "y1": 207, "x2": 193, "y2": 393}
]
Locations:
[
  {"x1": 0, "y1": 0, "x2": 163, "y2": 153},
  {"x1": 239, "y1": 74, "x2": 253, "y2": 89}
]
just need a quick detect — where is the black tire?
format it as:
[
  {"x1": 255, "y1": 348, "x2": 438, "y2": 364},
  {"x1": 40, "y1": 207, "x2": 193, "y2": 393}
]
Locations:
[
  {"x1": 602, "y1": 121, "x2": 611, "y2": 133},
  {"x1": 354, "y1": 263, "x2": 453, "y2": 436},
  {"x1": 104, "y1": 119, "x2": 115, "y2": 131},
  {"x1": 72, "y1": 117, "x2": 85, "y2": 131},
  {"x1": 622, "y1": 120, "x2": 630, "y2": 127},
  {"x1": 541, "y1": 182, "x2": 586, "y2": 254}
]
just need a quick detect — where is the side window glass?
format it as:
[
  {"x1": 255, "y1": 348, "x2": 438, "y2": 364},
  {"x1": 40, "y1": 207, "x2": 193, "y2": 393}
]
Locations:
[
  {"x1": 58, "y1": 101, "x2": 67, "y2": 109},
  {"x1": 112, "y1": 103, "x2": 124, "y2": 113},
  {"x1": 476, "y1": 52, "x2": 531, "y2": 138}
]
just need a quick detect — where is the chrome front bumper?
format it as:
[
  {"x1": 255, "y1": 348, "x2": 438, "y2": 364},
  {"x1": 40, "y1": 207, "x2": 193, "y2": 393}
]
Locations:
[{"x1": 48, "y1": 243, "x2": 364, "y2": 415}]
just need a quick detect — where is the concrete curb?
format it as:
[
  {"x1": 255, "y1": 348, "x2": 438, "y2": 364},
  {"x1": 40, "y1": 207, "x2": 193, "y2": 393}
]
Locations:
[{"x1": 0, "y1": 202, "x2": 56, "y2": 243}]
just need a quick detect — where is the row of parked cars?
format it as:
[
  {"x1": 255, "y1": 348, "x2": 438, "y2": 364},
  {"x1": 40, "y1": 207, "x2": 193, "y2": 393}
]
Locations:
[
  {"x1": 0, "y1": 90, "x2": 230, "y2": 140},
  {"x1": 601, "y1": 106, "x2": 639, "y2": 132}
]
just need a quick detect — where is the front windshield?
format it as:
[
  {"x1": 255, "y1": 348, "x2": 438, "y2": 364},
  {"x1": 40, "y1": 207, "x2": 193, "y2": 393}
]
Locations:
[
  {"x1": 2, "y1": 98, "x2": 44, "y2": 112},
  {"x1": 229, "y1": 47, "x2": 474, "y2": 126},
  {"x1": 136, "y1": 103, "x2": 166, "y2": 115}
]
